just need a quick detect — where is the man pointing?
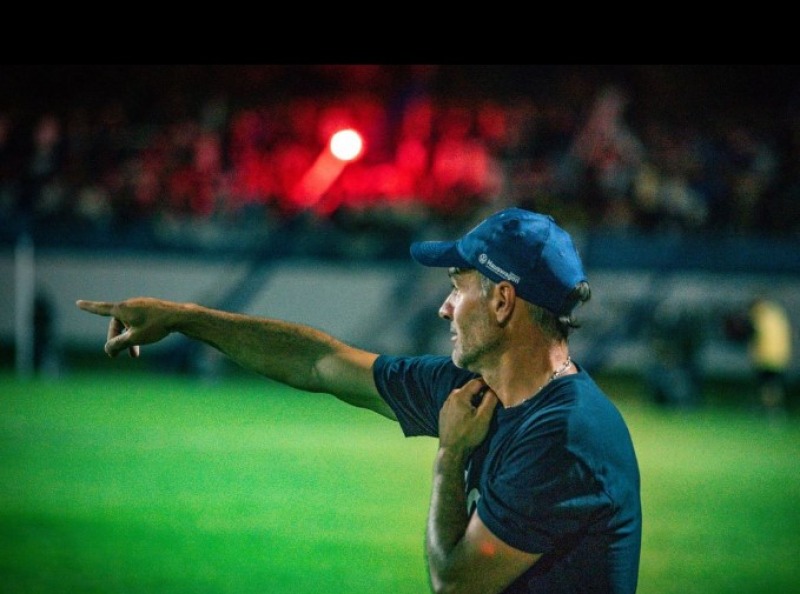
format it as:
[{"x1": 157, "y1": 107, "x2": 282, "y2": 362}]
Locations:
[{"x1": 78, "y1": 207, "x2": 642, "y2": 593}]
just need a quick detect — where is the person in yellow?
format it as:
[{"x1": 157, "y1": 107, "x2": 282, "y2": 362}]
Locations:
[{"x1": 748, "y1": 297, "x2": 793, "y2": 417}]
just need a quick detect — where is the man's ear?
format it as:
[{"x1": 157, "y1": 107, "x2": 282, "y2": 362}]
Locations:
[{"x1": 494, "y1": 281, "x2": 516, "y2": 326}]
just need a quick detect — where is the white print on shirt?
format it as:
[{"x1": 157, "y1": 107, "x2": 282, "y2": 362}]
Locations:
[{"x1": 467, "y1": 487, "x2": 481, "y2": 515}]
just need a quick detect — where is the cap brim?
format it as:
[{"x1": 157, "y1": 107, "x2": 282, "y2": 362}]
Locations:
[{"x1": 409, "y1": 240, "x2": 469, "y2": 268}]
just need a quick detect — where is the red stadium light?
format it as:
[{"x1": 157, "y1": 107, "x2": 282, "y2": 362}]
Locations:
[
  {"x1": 291, "y1": 127, "x2": 365, "y2": 208},
  {"x1": 329, "y1": 128, "x2": 364, "y2": 162}
]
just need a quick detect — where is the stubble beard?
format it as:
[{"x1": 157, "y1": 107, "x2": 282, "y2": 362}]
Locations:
[{"x1": 452, "y1": 326, "x2": 500, "y2": 372}]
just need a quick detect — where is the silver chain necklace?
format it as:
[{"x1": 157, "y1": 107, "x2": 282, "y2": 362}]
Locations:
[{"x1": 508, "y1": 355, "x2": 572, "y2": 408}]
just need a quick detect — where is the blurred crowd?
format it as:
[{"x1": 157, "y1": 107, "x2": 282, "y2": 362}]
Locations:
[{"x1": 2, "y1": 65, "x2": 799, "y2": 257}]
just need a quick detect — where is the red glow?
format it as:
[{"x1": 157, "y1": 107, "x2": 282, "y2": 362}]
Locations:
[
  {"x1": 290, "y1": 128, "x2": 365, "y2": 208},
  {"x1": 290, "y1": 150, "x2": 345, "y2": 207},
  {"x1": 479, "y1": 540, "x2": 497, "y2": 557}
]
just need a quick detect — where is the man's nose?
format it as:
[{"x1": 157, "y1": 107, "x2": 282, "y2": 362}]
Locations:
[{"x1": 438, "y1": 298, "x2": 452, "y2": 320}]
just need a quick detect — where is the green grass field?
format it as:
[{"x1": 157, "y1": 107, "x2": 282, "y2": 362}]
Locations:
[{"x1": 1, "y1": 369, "x2": 798, "y2": 594}]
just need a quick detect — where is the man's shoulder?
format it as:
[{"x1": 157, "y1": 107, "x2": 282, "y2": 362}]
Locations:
[
  {"x1": 374, "y1": 353, "x2": 478, "y2": 389},
  {"x1": 376, "y1": 353, "x2": 471, "y2": 376}
]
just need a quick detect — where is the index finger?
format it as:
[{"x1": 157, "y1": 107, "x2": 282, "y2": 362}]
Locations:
[
  {"x1": 76, "y1": 300, "x2": 116, "y2": 316},
  {"x1": 446, "y1": 377, "x2": 487, "y2": 407},
  {"x1": 458, "y1": 377, "x2": 488, "y2": 406},
  {"x1": 460, "y1": 377, "x2": 486, "y2": 393},
  {"x1": 475, "y1": 387, "x2": 498, "y2": 416}
]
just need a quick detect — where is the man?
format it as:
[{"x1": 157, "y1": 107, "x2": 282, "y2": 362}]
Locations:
[{"x1": 77, "y1": 207, "x2": 642, "y2": 593}]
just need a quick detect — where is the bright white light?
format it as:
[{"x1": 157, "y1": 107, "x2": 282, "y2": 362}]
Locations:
[{"x1": 329, "y1": 128, "x2": 363, "y2": 162}]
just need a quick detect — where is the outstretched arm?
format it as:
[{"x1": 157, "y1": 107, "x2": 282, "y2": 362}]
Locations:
[{"x1": 76, "y1": 297, "x2": 394, "y2": 419}]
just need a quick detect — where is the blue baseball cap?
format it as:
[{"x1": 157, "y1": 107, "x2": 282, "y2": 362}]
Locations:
[{"x1": 410, "y1": 207, "x2": 587, "y2": 315}]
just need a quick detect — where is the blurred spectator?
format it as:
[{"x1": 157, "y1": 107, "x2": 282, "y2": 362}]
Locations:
[
  {"x1": 33, "y1": 290, "x2": 61, "y2": 377},
  {"x1": 428, "y1": 103, "x2": 503, "y2": 214},
  {"x1": 645, "y1": 300, "x2": 705, "y2": 409},
  {"x1": 0, "y1": 112, "x2": 23, "y2": 221},
  {"x1": 21, "y1": 113, "x2": 65, "y2": 223},
  {"x1": 747, "y1": 296, "x2": 793, "y2": 420},
  {"x1": 568, "y1": 85, "x2": 645, "y2": 226}
]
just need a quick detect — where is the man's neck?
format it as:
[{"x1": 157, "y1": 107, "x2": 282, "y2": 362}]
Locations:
[{"x1": 482, "y1": 342, "x2": 573, "y2": 408}]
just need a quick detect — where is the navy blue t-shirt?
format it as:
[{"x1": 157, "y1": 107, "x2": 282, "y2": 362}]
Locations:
[{"x1": 373, "y1": 354, "x2": 642, "y2": 594}]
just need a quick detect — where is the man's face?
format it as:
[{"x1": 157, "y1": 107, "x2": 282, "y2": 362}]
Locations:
[{"x1": 438, "y1": 269, "x2": 500, "y2": 371}]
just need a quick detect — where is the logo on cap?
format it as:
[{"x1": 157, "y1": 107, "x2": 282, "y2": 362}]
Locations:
[{"x1": 479, "y1": 253, "x2": 521, "y2": 284}]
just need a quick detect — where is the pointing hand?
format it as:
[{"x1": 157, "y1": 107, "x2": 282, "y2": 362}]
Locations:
[{"x1": 76, "y1": 298, "x2": 173, "y2": 358}]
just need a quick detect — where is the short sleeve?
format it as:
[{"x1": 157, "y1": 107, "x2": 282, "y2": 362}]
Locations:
[{"x1": 372, "y1": 354, "x2": 477, "y2": 437}]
